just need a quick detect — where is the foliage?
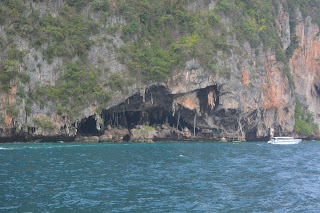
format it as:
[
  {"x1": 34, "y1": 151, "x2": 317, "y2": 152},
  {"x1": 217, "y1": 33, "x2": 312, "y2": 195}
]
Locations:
[
  {"x1": 283, "y1": 67, "x2": 295, "y2": 89},
  {"x1": 16, "y1": 86, "x2": 25, "y2": 98},
  {"x1": 117, "y1": 0, "x2": 233, "y2": 82},
  {"x1": 1, "y1": 0, "x2": 319, "y2": 127},
  {"x1": 0, "y1": 0, "x2": 114, "y2": 122},
  {"x1": 33, "y1": 116, "x2": 54, "y2": 130},
  {"x1": 25, "y1": 104, "x2": 32, "y2": 117},
  {"x1": 3, "y1": 0, "x2": 25, "y2": 13},
  {"x1": 294, "y1": 99, "x2": 318, "y2": 135},
  {"x1": 7, "y1": 105, "x2": 19, "y2": 118},
  {"x1": 275, "y1": 46, "x2": 288, "y2": 64},
  {"x1": 37, "y1": 61, "x2": 111, "y2": 119},
  {"x1": 1, "y1": 2, "x2": 100, "y2": 63},
  {"x1": 294, "y1": 118, "x2": 313, "y2": 135},
  {"x1": 91, "y1": 0, "x2": 110, "y2": 12},
  {"x1": 122, "y1": 22, "x2": 140, "y2": 35},
  {"x1": 117, "y1": 0, "x2": 318, "y2": 82},
  {"x1": 215, "y1": 0, "x2": 232, "y2": 12},
  {"x1": 0, "y1": 113, "x2": 5, "y2": 125},
  {"x1": 286, "y1": 0, "x2": 320, "y2": 58},
  {"x1": 33, "y1": 7, "x2": 98, "y2": 63},
  {"x1": 207, "y1": 12, "x2": 221, "y2": 27},
  {"x1": 7, "y1": 48, "x2": 25, "y2": 62},
  {"x1": 65, "y1": 0, "x2": 88, "y2": 11},
  {"x1": 144, "y1": 125, "x2": 154, "y2": 131},
  {"x1": 287, "y1": 0, "x2": 320, "y2": 26},
  {"x1": 0, "y1": 59, "x2": 19, "y2": 92},
  {"x1": 0, "y1": 48, "x2": 30, "y2": 92},
  {"x1": 0, "y1": 35, "x2": 7, "y2": 48},
  {"x1": 0, "y1": 7, "x2": 6, "y2": 25},
  {"x1": 18, "y1": 73, "x2": 31, "y2": 84},
  {"x1": 107, "y1": 73, "x2": 126, "y2": 92},
  {"x1": 219, "y1": 63, "x2": 231, "y2": 80},
  {"x1": 119, "y1": 42, "x2": 178, "y2": 82}
]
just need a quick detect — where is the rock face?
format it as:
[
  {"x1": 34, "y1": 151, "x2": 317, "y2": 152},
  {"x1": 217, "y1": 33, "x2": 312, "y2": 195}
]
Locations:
[
  {"x1": 74, "y1": 136, "x2": 99, "y2": 143},
  {"x1": 99, "y1": 126, "x2": 130, "y2": 142},
  {"x1": 130, "y1": 125, "x2": 155, "y2": 142},
  {"x1": 0, "y1": 1, "x2": 320, "y2": 142},
  {"x1": 290, "y1": 16, "x2": 320, "y2": 137}
]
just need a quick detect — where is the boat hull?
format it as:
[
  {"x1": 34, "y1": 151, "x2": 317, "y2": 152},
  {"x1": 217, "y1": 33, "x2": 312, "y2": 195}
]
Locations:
[{"x1": 268, "y1": 138, "x2": 302, "y2": 145}]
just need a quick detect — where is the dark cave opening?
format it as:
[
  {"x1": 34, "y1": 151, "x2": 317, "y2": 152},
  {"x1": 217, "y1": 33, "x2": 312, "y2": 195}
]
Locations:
[
  {"x1": 99, "y1": 85, "x2": 224, "y2": 138},
  {"x1": 101, "y1": 85, "x2": 189, "y2": 131},
  {"x1": 77, "y1": 116, "x2": 100, "y2": 135},
  {"x1": 102, "y1": 107, "x2": 193, "y2": 131},
  {"x1": 123, "y1": 134, "x2": 131, "y2": 142},
  {"x1": 197, "y1": 85, "x2": 219, "y2": 114}
]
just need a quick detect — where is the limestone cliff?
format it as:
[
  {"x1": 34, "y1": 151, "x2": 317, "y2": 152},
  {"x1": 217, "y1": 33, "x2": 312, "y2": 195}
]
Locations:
[
  {"x1": 290, "y1": 13, "x2": 320, "y2": 137},
  {"x1": 0, "y1": 0, "x2": 319, "y2": 142}
]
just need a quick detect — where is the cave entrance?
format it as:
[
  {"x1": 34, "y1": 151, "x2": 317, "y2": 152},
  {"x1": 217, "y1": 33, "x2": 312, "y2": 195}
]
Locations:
[
  {"x1": 100, "y1": 84, "x2": 210, "y2": 138},
  {"x1": 102, "y1": 85, "x2": 180, "y2": 130},
  {"x1": 103, "y1": 108, "x2": 180, "y2": 130},
  {"x1": 77, "y1": 116, "x2": 100, "y2": 135},
  {"x1": 197, "y1": 85, "x2": 219, "y2": 114}
]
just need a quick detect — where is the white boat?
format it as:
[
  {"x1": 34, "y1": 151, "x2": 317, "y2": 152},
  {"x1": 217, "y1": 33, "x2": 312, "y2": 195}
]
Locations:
[{"x1": 268, "y1": 137, "x2": 302, "y2": 145}]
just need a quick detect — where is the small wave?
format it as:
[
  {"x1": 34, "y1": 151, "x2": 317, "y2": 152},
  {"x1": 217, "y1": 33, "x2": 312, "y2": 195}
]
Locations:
[
  {"x1": 0, "y1": 147, "x2": 15, "y2": 150},
  {"x1": 0, "y1": 144, "x2": 83, "y2": 150},
  {"x1": 0, "y1": 204, "x2": 21, "y2": 210},
  {"x1": 179, "y1": 154, "x2": 191, "y2": 159}
]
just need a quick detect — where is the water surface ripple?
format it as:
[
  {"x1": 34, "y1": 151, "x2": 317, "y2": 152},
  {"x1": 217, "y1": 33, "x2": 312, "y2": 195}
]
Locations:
[{"x1": 1, "y1": 142, "x2": 320, "y2": 212}]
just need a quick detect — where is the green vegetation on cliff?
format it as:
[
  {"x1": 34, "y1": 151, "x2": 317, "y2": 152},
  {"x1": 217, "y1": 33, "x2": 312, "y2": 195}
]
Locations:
[
  {"x1": 117, "y1": 0, "x2": 225, "y2": 82},
  {"x1": 0, "y1": 0, "x2": 320, "y2": 133},
  {"x1": 0, "y1": 0, "x2": 112, "y2": 120},
  {"x1": 1, "y1": 0, "x2": 319, "y2": 90},
  {"x1": 0, "y1": 48, "x2": 30, "y2": 92},
  {"x1": 294, "y1": 99, "x2": 319, "y2": 135},
  {"x1": 34, "y1": 6, "x2": 99, "y2": 63},
  {"x1": 117, "y1": 0, "x2": 320, "y2": 82},
  {"x1": 33, "y1": 116, "x2": 54, "y2": 131},
  {"x1": 36, "y1": 61, "x2": 111, "y2": 119}
]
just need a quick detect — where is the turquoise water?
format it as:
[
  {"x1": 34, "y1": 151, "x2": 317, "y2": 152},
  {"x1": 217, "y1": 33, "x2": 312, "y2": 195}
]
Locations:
[{"x1": 1, "y1": 141, "x2": 320, "y2": 212}]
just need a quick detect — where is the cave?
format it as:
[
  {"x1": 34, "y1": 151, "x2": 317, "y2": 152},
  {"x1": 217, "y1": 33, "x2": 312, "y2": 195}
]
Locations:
[
  {"x1": 73, "y1": 83, "x2": 272, "y2": 141},
  {"x1": 197, "y1": 85, "x2": 220, "y2": 114},
  {"x1": 102, "y1": 107, "x2": 192, "y2": 131},
  {"x1": 102, "y1": 85, "x2": 172, "y2": 128},
  {"x1": 77, "y1": 116, "x2": 100, "y2": 135},
  {"x1": 100, "y1": 85, "x2": 197, "y2": 136},
  {"x1": 98, "y1": 84, "x2": 252, "y2": 140}
]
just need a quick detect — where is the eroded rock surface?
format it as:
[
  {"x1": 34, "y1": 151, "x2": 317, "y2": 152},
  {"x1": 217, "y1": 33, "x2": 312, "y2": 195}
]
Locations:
[{"x1": 1, "y1": 2, "x2": 320, "y2": 142}]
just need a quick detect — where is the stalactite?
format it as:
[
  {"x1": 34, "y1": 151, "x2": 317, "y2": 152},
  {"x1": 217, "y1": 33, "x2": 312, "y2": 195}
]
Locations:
[
  {"x1": 194, "y1": 111, "x2": 197, "y2": 136},
  {"x1": 208, "y1": 91, "x2": 215, "y2": 110},
  {"x1": 172, "y1": 102, "x2": 176, "y2": 116},
  {"x1": 177, "y1": 109, "x2": 180, "y2": 131},
  {"x1": 238, "y1": 117, "x2": 243, "y2": 135},
  {"x1": 116, "y1": 114, "x2": 119, "y2": 126},
  {"x1": 140, "y1": 88, "x2": 146, "y2": 102},
  {"x1": 151, "y1": 91, "x2": 154, "y2": 105}
]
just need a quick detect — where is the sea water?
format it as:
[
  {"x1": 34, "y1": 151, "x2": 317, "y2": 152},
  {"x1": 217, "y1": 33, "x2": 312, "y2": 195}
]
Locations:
[{"x1": 1, "y1": 141, "x2": 320, "y2": 212}]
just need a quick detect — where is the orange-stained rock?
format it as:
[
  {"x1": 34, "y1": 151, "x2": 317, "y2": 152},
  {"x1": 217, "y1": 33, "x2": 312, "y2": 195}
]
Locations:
[
  {"x1": 174, "y1": 92, "x2": 199, "y2": 111},
  {"x1": 5, "y1": 115, "x2": 12, "y2": 126},
  {"x1": 290, "y1": 18, "x2": 320, "y2": 129},
  {"x1": 8, "y1": 86, "x2": 16, "y2": 105},
  {"x1": 242, "y1": 69, "x2": 250, "y2": 85}
]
